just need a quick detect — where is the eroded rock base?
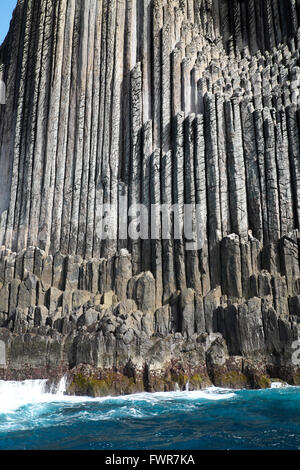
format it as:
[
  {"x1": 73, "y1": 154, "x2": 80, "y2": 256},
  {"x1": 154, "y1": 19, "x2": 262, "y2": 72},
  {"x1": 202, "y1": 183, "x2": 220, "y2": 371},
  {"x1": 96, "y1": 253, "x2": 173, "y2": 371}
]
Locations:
[{"x1": 0, "y1": 242, "x2": 299, "y2": 396}]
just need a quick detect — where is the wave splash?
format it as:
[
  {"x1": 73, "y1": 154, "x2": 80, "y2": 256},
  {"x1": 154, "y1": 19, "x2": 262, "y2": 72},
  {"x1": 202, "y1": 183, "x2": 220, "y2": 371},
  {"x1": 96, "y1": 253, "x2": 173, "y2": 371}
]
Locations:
[
  {"x1": 0, "y1": 377, "x2": 67, "y2": 414},
  {"x1": 0, "y1": 381, "x2": 298, "y2": 450},
  {"x1": 0, "y1": 377, "x2": 236, "y2": 415}
]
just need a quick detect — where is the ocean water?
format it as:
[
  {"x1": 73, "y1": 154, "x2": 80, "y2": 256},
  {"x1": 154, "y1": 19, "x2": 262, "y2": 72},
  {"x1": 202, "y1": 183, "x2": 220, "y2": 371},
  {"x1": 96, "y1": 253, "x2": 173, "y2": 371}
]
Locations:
[{"x1": 0, "y1": 379, "x2": 299, "y2": 450}]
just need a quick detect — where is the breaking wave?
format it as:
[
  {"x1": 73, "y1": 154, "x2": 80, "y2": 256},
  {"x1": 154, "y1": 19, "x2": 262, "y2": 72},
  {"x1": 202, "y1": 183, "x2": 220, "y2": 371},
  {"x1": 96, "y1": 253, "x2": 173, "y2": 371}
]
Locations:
[{"x1": 0, "y1": 379, "x2": 299, "y2": 450}]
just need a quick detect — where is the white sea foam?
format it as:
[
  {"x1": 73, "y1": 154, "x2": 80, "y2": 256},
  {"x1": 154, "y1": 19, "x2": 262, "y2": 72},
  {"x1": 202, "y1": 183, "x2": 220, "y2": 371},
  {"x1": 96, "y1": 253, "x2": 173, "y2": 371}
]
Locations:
[
  {"x1": 0, "y1": 376, "x2": 71, "y2": 413},
  {"x1": 0, "y1": 379, "x2": 48, "y2": 413},
  {"x1": 0, "y1": 378, "x2": 236, "y2": 414},
  {"x1": 270, "y1": 381, "x2": 288, "y2": 389},
  {"x1": 123, "y1": 387, "x2": 236, "y2": 402}
]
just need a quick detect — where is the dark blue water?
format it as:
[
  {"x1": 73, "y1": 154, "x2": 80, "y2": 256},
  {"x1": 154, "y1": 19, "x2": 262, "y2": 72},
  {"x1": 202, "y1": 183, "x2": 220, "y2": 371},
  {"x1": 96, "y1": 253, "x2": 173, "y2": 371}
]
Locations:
[{"x1": 0, "y1": 380, "x2": 299, "y2": 450}]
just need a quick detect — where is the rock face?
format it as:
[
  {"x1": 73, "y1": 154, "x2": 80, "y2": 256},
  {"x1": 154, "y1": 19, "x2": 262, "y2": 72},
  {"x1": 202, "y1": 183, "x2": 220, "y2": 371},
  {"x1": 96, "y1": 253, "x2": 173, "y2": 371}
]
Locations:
[{"x1": 0, "y1": 0, "x2": 300, "y2": 394}]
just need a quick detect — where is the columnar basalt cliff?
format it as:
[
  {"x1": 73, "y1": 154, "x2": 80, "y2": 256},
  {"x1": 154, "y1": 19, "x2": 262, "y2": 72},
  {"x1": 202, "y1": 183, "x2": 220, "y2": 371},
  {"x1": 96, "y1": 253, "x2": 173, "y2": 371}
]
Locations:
[{"x1": 0, "y1": 0, "x2": 300, "y2": 395}]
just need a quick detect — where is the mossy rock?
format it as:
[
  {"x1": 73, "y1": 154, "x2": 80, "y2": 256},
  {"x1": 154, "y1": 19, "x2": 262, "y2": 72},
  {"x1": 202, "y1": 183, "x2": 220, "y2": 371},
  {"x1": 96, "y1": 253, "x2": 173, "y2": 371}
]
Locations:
[
  {"x1": 151, "y1": 377, "x2": 168, "y2": 392},
  {"x1": 68, "y1": 373, "x2": 90, "y2": 396},
  {"x1": 163, "y1": 380, "x2": 175, "y2": 392},
  {"x1": 88, "y1": 379, "x2": 110, "y2": 397},
  {"x1": 257, "y1": 375, "x2": 271, "y2": 389},
  {"x1": 292, "y1": 374, "x2": 300, "y2": 386},
  {"x1": 102, "y1": 371, "x2": 118, "y2": 387},
  {"x1": 68, "y1": 373, "x2": 113, "y2": 397},
  {"x1": 214, "y1": 370, "x2": 248, "y2": 389},
  {"x1": 189, "y1": 374, "x2": 204, "y2": 390},
  {"x1": 170, "y1": 372, "x2": 189, "y2": 389},
  {"x1": 118, "y1": 376, "x2": 135, "y2": 395}
]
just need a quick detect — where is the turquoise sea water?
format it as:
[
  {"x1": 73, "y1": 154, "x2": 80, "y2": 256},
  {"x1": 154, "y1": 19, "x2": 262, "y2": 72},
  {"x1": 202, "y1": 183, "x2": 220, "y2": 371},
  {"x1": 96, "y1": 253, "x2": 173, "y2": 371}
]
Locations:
[{"x1": 0, "y1": 380, "x2": 299, "y2": 450}]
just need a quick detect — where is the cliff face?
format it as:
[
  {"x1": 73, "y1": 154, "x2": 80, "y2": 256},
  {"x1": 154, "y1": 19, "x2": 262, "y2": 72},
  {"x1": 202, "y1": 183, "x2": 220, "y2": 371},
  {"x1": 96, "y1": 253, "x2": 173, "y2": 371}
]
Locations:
[{"x1": 0, "y1": 0, "x2": 300, "y2": 394}]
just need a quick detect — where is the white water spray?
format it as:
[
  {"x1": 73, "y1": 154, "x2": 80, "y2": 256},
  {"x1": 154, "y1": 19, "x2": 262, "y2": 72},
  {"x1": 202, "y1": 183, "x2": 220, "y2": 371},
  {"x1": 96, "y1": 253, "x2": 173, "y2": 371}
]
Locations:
[
  {"x1": 0, "y1": 378, "x2": 238, "y2": 416},
  {"x1": 0, "y1": 376, "x2": 68, "y2": 414},
  {"x1": 271, "y1": 381, "x2": 288, "y2": 389}
]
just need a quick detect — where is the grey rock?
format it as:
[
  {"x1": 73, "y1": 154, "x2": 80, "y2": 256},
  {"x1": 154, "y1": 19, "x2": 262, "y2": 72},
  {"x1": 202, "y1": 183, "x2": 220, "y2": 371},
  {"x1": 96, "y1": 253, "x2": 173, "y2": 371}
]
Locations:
[
  {"x1": 77, "y1": 309, "x2": 99, "y2": 328},
  {"x1": 0, "y1": 0, "x2": 299, "y2": 387},
  {"x1": 127, "y1": 271, "x2": 156, "y2": 313}
]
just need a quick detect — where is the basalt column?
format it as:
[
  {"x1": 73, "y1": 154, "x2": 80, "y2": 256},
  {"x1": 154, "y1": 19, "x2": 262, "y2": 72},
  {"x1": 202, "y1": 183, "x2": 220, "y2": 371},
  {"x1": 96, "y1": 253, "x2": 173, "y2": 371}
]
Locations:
[{"x1": 1, "y1": 1, "x2": 300, "y2": 387}]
